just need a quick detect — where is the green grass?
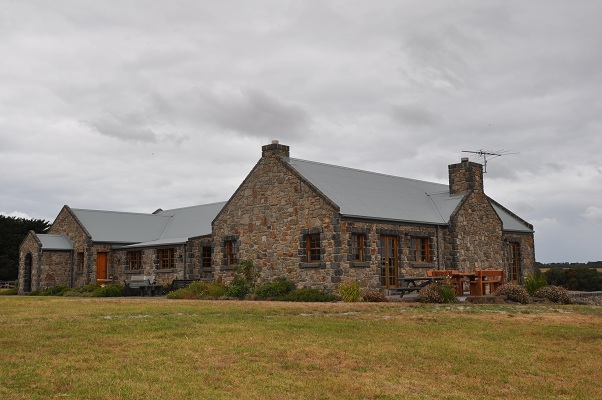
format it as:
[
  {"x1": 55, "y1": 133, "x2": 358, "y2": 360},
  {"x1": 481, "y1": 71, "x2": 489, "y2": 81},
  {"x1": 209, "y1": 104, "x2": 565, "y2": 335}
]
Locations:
[{"x1": 1, "y1": 297, "x2": 601, "y2": 399}]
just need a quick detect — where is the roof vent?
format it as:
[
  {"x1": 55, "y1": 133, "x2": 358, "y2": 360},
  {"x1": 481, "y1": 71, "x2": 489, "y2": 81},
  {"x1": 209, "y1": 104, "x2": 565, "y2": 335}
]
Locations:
[{"x1": 461, "y1": 157, "x2": 469, "y2": 162}]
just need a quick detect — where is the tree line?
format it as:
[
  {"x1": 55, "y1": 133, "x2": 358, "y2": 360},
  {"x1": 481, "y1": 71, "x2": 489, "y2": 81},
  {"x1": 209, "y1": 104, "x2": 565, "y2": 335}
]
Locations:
[{"x1": 0, "y1": 215, "x2": 51, "y2": 280}]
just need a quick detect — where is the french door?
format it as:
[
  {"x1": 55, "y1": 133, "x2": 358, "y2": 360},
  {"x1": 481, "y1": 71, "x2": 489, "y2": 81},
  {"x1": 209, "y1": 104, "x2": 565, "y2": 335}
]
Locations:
[
  {"x1": 508, "y1": 242, "x2": 520, "y2": 283},
  {"x1": 380, "y1": 236, "x2": 398, "y2": 288}
]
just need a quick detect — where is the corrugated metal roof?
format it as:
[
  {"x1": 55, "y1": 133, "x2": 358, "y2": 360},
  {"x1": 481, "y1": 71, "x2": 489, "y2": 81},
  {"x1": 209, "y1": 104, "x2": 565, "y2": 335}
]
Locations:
[
  {"x1": 285, "y1": 157, "x2": 532, "y2": 231},
  {"x1": 71, "y1": 209, "x2": 170, "y2": 243},
  {"x1": 74, "y1": 202, "x2": 227, "y2": 248},
  {"x1": 491, "y1": 203, "x2": 533, "y2": 232},
  {"x1": 157, "y1": 202, "x2": 226, "y2": 239},
  {"x1": 286, "y1": 158, "x2": 453, "y2": 224},
  {"x1": 38, "y1": 234, "x2": 73, "y2": 250}
]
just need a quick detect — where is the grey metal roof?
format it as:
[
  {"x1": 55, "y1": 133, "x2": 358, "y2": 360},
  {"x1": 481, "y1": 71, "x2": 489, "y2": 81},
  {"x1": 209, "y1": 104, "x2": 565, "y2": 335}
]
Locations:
[
  {"x1": 157, "y1": 202, "x2": 226, "y2": 240},
  {"x1": 38, "y1": 234, "x2": 73, "y2": 250},
  {"x1": 491, "y1": 203, "x2": 533, "y2": 233},
  {"x1": 286, "y1": 158, "x2": 454, "y2": 224},
  {"x1": 71, "y1": 209, "x2": 171, "y2": 243},
  {"x1": 285, "y1": 157, "x2": 532, "y2": 231},
  {"x1": 80, "y1": 202, "x2": 227, "y2": 249}
]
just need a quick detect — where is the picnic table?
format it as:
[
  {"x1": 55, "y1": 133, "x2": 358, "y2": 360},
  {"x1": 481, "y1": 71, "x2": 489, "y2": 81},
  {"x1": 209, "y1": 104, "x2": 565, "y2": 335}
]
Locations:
[
  {"x1": 124, "y1": 275, "x2": 163, "y2": 296},
  {"x1": 391, "y1": 276, "x2": 447, "y2": 298}
]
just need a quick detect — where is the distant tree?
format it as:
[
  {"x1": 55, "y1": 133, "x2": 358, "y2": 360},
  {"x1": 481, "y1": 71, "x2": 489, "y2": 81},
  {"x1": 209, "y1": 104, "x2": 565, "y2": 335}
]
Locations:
[
  {"x1": 544, "y1": 266, "x2": 602, "y2": 292},
  {"x1": 0, "y1": 216, "x2": 51, "y2": 280}
]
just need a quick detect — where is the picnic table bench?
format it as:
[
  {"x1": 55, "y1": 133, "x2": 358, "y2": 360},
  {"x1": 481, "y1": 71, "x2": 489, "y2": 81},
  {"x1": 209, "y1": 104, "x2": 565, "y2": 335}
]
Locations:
[
  {"x1": 124, "y1": 275, "x2": 162, "y2": 296},
  {"x1": 391, "y1": 276, "x2": 447, "y2": 298}
]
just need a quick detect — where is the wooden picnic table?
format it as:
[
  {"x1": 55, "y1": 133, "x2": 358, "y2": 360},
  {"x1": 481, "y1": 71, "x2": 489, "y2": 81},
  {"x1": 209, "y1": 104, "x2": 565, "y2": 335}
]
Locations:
[{"x1": 391, "y1": 276, "x2": 447, "y2": 298}]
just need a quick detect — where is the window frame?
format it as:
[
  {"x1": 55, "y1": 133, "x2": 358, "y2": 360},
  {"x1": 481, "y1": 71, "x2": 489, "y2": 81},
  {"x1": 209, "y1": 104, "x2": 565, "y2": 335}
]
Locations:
[
  {"x1": 76, "y1": 252, "x2": 84, "y2": 273},
  {"x1": 305, "y1": 233, "x2": 321, "y2": 263},
  {"x1": 410, "y1": 236, "x2": 431, "y2": 263},
  {"x1": 127, "y1": 250, "x2": 142, "y2": 271},
  {"x1": 157, "y1": 248, "x2": 175, "y2": 270},
  {"x1": 350, "y1": 233, "x2": 365, "y2": 262},
  {"x1": 224, "y1": 240, "x2": 238, "y2": 267},
  {"x1": 201, "y1": 246, "x2": 212, "y2": 270}
]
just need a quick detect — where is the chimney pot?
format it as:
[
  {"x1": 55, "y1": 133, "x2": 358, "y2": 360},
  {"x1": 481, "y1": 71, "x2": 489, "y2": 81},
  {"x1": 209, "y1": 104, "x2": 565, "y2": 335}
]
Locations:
[
  {"x1": 272, "y1": 139, "x2": 279, "y2": 144},
  {"x1": 461, "y1": 157, "x2": 469, "y2": 162}
]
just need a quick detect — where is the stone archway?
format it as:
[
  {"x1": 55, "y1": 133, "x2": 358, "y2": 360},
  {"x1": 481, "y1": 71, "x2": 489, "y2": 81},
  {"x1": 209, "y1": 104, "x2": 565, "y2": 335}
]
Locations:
[{"x1": 24, "y1": 253, "x2": 32, "y2": 292}]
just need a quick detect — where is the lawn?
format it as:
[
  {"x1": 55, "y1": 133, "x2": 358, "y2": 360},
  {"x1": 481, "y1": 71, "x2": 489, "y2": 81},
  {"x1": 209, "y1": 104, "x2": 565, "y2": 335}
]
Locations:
[{"x1": 1, "y1": 297, "x2": 601, "y2": 400}]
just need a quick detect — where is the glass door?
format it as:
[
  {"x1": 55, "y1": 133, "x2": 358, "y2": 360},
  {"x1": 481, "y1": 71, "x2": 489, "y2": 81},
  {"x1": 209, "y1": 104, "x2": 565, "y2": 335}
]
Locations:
[{"x1": 380, "y1": 236, "x2": 398, "y2": 288}]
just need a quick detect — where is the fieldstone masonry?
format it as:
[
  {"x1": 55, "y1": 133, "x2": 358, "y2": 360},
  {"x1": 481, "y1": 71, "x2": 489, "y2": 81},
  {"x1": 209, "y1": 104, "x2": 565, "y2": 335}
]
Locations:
[{"x1": 19, "y1": 141, "x2": 535, "y2": 293}]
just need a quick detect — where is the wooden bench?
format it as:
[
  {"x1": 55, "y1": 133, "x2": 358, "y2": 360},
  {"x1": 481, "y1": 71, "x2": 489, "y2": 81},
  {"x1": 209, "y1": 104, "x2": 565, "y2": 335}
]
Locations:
[
  {"x1": 469, "y1": 269, "x2": 505, "y2": 296},
  {"x1": 125, "y1": 275, "x2": 161, "y2": 296}
]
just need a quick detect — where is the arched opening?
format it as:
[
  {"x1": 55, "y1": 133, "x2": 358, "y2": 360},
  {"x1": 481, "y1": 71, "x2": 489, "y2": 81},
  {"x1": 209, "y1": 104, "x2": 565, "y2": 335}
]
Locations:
[{"x1": 24, "y1": 253, "x2": 33, "y2": 292}]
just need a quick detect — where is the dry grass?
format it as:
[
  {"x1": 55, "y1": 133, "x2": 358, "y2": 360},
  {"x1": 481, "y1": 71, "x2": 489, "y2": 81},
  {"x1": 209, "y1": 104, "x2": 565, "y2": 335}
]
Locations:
[{"x1": 1, "y1": 297, "x2": 601, "y2": 399}]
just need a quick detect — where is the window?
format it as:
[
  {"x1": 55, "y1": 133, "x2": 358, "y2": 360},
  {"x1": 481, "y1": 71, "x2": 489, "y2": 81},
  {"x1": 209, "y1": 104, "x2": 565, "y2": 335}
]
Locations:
[
  {"x1": 201, "y1": 246, "x2": 212, "y2": 270},
  {"x1": 224, "y1": 240, "x2": 238, "y2": 267},
  {"x1": 76, "y1": 252, "x2": 84, "y2": 273},
  {"x1": 410, "y1": 237, "x2": 430, "y2": 263},
  {"x1": 127, "y1": 251, "x2": 142, "y2": 270},
  {"x1": 351, "y1": 233, "x2": 365, "y2": 262},
  {"x1": 157, "y1": 248, "x2": 175, "y2": 270},
  {"x1": 305, "y1": 233, "x2": 321, "y2": 262}
]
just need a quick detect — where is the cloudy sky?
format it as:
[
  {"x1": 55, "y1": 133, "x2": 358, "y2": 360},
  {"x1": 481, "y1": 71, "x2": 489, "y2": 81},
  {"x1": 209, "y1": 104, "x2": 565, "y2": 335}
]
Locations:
[{"x1": 1, "y1": 1, "x2": 601, "y2": 263}]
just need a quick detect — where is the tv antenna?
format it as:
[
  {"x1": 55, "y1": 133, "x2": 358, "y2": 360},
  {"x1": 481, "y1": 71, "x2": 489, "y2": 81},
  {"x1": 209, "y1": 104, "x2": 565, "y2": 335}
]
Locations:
[{"x1": 461, "y1": 149, "x2": 517, "y2": 173}]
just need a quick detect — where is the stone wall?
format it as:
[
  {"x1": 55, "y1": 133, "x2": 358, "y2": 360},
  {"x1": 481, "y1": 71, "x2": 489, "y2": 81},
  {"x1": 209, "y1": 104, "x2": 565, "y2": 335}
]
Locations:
[
  {"x1": 213, "y1": 151, "x2": 342, "y2": 290},
  {"x1": 447, "y1": 191, "x2": 504, "y2": 271},
  {"x1": 112, "y1": 244, "x2": 187, "y2": 286},
  {"x1": 18, "y1": 232, "x2": 43, "y2": 293},
  {"x1": 340, "y1": 219, "x2": 441, "y2": 288},
  {"x1": 503, "y1": 232, "x2": 536, "y2": 277},
  {"x1": 48, "y1": 206, "x2": 93, "y2": 286}
]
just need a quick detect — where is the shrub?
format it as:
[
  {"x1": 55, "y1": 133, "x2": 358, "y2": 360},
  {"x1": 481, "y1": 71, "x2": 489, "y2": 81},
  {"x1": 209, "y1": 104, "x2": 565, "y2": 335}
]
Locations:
[
  {"x1": 361, "y1": 289, "x2": 389, "y2": 303},
  {"x1": 204, "y1": 281, "x2": 227, "y2": 298},
  {"x1": 338, "y1": 280, "x2": 362, "y2": 302},
  {"x1": 63, "y1": 284, "x2": 99, "y2": 297},
  {"x1": 279, "y1": 288, "x2": 339, "y2": 302},
  {"x1": 416, "y1": 283, "x2": 456, "y2": 304},
  {"x1": 226, "y1": 276, "x2": 251, "y2": 299},
  {"x1": 29, "y1": 285, "x2": 71, "y2": 296},
  {"x1": 92, "y1": 284, "x2": 125, "y2": 297},
  {"x1": 523, "y1": 272, "x2": 547, "y2": 296},
  {"x1": 534, "y1": 285, "x2": 571, "y2": 304},
  {"x1": 254, "y1": 277, "x2": 296, "y2": 300},
  {"x1": 495, "y1": 283, "x2": 530, "y2": 304}
]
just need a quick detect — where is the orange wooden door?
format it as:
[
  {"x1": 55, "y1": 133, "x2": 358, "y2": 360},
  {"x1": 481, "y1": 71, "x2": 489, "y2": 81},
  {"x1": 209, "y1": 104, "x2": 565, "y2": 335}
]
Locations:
[{"x1": 96, "y1": 253, "x2": 108, "y2": 281}]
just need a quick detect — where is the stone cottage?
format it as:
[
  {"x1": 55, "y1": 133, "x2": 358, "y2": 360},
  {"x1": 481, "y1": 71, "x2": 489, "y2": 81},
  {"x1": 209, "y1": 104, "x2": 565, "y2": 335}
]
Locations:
[
  {"x1": 212, "y1": 141, "x2": 534, "y2": 291},
  {"x1": 19, "y1": 203, "x2": 224, "y2": 292},
  {"x1": 19, "y1": 141, "x2": 534, "y2": 293}
]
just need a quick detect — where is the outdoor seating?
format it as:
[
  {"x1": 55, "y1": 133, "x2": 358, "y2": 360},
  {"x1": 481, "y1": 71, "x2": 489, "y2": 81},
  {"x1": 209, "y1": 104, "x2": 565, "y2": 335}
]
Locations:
[{"x1": 469, "y1": 269, "x2": 505, "y2": 296}]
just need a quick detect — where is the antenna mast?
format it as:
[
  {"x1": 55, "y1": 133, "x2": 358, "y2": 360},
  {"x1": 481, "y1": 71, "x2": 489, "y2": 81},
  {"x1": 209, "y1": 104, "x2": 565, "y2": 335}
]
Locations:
[{"x1": 462, "y1": 149, "x2": 516, "y2": 173}]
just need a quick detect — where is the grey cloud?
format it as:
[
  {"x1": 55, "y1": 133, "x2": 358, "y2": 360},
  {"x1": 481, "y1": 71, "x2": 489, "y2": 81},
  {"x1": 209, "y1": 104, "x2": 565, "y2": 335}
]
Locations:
[
  {"x1": 196, "y1": 86, "x2": 310, "y2": 139},
  {"x1": 83, "y1": 109, "x2": 187, "y2": 145},
  {"x1": 390, "y1": 103, "x2": 443, "y2": 127}
]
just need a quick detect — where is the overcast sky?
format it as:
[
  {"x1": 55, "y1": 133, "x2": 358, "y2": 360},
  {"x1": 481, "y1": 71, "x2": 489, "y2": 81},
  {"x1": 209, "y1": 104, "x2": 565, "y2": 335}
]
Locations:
[{"x1": 1, "y1": 1, "x2": 601, "y2": 263}]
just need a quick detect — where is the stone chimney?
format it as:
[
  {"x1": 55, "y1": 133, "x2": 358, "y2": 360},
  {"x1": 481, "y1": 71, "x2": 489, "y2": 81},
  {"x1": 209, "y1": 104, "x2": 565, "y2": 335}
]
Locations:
[
  {"x1": 262, "y1": 140, "x2": 290, "y2": 158},
  {"x1": 448, "y1": 157, "x2": 484, "y2": 195}
]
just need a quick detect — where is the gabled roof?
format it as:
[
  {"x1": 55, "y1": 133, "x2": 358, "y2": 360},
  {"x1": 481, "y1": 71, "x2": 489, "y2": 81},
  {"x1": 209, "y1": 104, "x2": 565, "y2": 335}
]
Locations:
[
  {"x1": 37, "y1": 234, "x2": 73, "y2": 250},
  {"x1": 71, "y1": 202, "x2": 226, "y2": 247},
  {"x1": 286, "y1": 158, "x2": 456, "y2": 224},
  {"x1": 284, "y1": 157, "x2": 533, "y2": 232},
  {"x1": 71, "y1": 209, "x2": 170, "y2": 244}
]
